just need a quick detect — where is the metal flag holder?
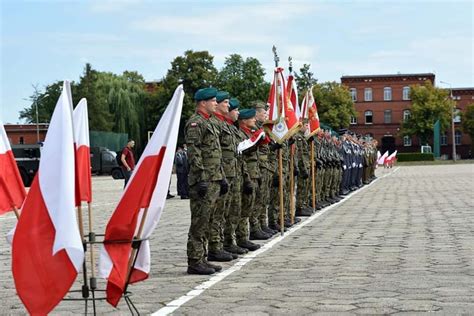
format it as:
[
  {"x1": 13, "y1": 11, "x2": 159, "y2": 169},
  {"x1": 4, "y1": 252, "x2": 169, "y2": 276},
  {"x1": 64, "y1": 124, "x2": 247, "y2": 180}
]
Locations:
[{"x1": 62, "y1": 231, "x2": 147, "y2": 316}]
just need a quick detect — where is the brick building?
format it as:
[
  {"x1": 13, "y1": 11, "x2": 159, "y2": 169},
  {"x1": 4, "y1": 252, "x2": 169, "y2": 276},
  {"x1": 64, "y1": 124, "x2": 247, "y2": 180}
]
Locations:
[
  {"x1": 4, "y1": 123, "x2": 48, "y2": 145},
  {"x1": 340, "y1": 73, "x2": 473, "y2": 159}
]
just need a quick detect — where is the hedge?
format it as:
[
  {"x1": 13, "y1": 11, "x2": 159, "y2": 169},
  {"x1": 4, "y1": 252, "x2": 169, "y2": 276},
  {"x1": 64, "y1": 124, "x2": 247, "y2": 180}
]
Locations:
[{"x1": 397, "y1": 153, "x2": 435, "y2": 162}]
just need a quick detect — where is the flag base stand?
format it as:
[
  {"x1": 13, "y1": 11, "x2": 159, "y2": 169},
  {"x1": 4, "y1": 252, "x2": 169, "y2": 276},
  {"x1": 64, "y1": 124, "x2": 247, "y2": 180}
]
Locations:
[{"x1": 62, "y1": 233, "x2": 145, "y2": 316}]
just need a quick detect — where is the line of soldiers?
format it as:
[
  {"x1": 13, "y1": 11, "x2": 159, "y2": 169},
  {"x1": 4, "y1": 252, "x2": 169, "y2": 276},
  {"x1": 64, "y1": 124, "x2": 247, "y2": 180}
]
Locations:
[{"x1": 185, "y1": 87, "x2": 378, "y2": 275}]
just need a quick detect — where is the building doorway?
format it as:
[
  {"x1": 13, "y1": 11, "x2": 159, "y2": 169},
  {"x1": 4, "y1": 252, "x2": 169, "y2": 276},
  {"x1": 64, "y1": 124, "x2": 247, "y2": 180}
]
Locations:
[{"x1": 381, "y1": 136, "x2": 396, "y2": 154}]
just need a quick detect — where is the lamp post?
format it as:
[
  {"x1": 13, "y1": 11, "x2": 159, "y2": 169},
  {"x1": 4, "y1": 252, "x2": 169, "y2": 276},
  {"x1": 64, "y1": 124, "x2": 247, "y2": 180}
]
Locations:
[
  {"x1": 440, "y1": 81, "x2": 456, "y2": 162},
  {"x1": 25, "y1": 94, "x2": 49, "y2": 143}
]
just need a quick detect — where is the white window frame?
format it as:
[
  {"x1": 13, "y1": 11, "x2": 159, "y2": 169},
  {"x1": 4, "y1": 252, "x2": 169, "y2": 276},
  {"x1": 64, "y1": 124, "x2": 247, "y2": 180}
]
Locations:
[
  {"x1": 455, "y1": 131, "x2": 462, "y2": 145},
  {"x1": 384, "y1": 87, "x2": 392, "y2": 101},
  {"x1": 364, "y1": 88, "x2": 372, "y2": 101},
  {"x1": 384, "y1": 110, "x2": 392, "y2": 124},
  {"x1": 440, "y1": 133, "x2": 447, "y2": 146},
  {"x1": 403, "y1": 135, "x2": 412, "y2": 146},
  {"x1": 350, "y1": 88, "x2": 357, "y2": 102},
  {"x1": 365, "y1": 110, "x2": 373, "y2": 124},
  {"x1": 403, "y1": 109, "x2": 411, "y2": 122},
  {"x1": 350, "y1": 116, "x2": 357, "y2": 125},
  {"x1": 403, "y1": 86, "x2": 410, "y2": 100},
  {"x1": 453, "y1": 108, "x2": 461, "y2": 123}
]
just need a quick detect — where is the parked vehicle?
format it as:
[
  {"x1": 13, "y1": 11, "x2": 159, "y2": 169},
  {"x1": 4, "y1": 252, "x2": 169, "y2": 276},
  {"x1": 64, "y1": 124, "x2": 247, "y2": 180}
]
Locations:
[{"x1": 12, "y1": 145, "x2": 124, "y2": 187}]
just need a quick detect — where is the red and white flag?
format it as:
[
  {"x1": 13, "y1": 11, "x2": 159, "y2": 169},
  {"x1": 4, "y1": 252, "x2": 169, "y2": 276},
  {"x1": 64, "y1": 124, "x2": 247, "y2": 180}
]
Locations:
[
  {"x1": 237, "y1": 129, "x2": 266, "y2": 154},
  {"x1": 386, "y1": 150, "x2": 398, "y2": 163},
  {"x1": 73, "y1": 98, "x2": 92, "y2": 204},
  {"x1": 302, "y1": 86, "x2": 320, "y2": 137},
  {"x1": 285, "y1": 74, "x2": 301, "y2": 133},
  {"x1": 99, "y1": 85, "x2": 184, "y2": 307},
  {"x1": 377, "y1": 150, "x2": 389, "y2": 165},
  {"x1": 0, "y1": 120, "x2": 26, "y2": 215},
  {"x1": 266, "y1": 67, "x2": 289, "y2": 142},
  {"x1": 12, "y1": 81, "x2": 84, "y2": 315}
]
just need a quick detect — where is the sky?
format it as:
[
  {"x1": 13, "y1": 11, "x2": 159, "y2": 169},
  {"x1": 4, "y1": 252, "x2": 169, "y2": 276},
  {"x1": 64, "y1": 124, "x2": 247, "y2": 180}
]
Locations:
[{"x1": 1, "y1": 0, "x2": 473, "y2": 123}]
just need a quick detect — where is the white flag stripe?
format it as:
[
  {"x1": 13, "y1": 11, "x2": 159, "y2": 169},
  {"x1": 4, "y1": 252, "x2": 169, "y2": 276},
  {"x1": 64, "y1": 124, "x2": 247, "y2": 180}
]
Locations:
[
  {"x1": 73, "y1": 99, "x2": 89, "y2": 147},
  {"x1": 39, "y1": 80, "x2": 83, "y2": 271},
  {"x1": 0, "y1": 120, "x2": 11, "y2": 154}
]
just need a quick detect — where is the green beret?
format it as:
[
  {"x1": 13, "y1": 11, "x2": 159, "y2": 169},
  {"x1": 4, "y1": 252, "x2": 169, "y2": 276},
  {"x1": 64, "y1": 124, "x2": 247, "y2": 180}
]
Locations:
[
  {"x1": 194, "y1": 87, "x2": 217, "y2": 101},
  {"x1": 229, "y1": 98, "x2": 240, "y2": 111},
  {"x1": 216, "y1": 91, "x2": 230, "y2": 103},
  {"x1": 238, "y1": 108, "x2": 256, "y2": 120}
]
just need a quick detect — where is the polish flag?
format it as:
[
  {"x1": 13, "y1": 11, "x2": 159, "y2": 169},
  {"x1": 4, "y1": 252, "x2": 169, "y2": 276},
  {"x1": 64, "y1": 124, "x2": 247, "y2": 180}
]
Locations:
[
  {"x1": 99, "y1": 85, "x2": 184, "y2": 307},
  {"x1": 285, "y1": 74, "x2": 301, "y2": 132},
  {"x1": 12, "y1": 81, "x2": 84, "y2": 315},
  {"x1": 385, "y1": 150, "x2": 398, "y2": 164},
  {"x1": 377, "y1": 151, "x2": 389, "y2": 165},
  {"x1": 237, "y1": 129, "x2": 266, "y2": 154},
  {"x1": 73, "y1": 98, "x2": 92, "y2": 204},
  {"x1": 0, "y1": 120, "x2": 26, "y2": 215}
]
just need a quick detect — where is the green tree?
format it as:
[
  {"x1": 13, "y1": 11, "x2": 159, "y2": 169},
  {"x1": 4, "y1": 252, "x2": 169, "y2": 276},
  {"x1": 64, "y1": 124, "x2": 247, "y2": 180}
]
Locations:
[
  {"x1": 461, "y1": 103, "x2": 474, "y2": 155},
  {"x1": 74, "y1": 63, "x2": 114, "y2": 131},
  {"x1": 312, "y1": 82, "x2": 356, "y2": 130},
  {"x1": 19, "y1": 82, "x2": 64, "y2": 124},
  {"x1": 216, "y1": 54, "x2": 270, "y2": 108},
  {"x1": 294, "y1": 63, "x2": 318, "y2": 99},
  {"x1": 401, "y1": 81, "x2": 454, "y2": 145}
]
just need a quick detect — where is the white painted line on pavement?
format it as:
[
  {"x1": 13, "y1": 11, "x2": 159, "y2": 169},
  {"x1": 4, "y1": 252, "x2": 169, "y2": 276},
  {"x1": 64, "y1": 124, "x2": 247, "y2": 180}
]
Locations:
[{"x1": 152, "y1": 168, "x2": 399, "y2": 316}]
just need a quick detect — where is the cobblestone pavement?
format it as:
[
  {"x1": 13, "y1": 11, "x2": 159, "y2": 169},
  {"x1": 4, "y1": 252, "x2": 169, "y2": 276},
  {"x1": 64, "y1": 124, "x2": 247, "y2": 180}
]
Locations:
[{"x1": 1, "y1": 164, "x2": 473, "y2": 315}]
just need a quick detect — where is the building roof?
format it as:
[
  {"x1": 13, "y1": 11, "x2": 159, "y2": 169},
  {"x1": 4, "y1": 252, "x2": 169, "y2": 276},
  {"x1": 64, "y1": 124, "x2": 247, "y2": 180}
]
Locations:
[{"x1": 341, "y1": 73, "x2": 435, "y2": 80}]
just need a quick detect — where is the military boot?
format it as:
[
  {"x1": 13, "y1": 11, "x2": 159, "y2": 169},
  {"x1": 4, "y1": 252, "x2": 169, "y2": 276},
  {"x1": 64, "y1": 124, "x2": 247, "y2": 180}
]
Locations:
[
  {"x1": 224, "y1": 244, "x2": 248, "y2": 255},
  {"x1": 295, "y1": 207, "x2": 313, "y2": 217},
  {"x1": 203, "y1": 260, "x2": 222, "y2": 272},
  {"x1": 261, "y1": 225, "x2": 278, "y2": 235},
  {"x1": 187, "y1": 262, "x2": 215, "y2": 275},
  {"x1": 250, "y1": 230, "x2": 271, "y2": 240},
  {"x1": 237, "y1": 240, "x2": 261, "y2": 251},
  {"x1": 223, "y1": 249, "x2": 238, "y2": 259},
  {"x1": 207, "y1": 250, "x2": 233, "y2": 262}
]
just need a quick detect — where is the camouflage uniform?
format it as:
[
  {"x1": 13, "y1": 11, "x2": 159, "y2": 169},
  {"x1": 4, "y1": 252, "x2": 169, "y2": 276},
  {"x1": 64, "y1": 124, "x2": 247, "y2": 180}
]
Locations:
[
  {"x1": 185, "y1": 111, "x2": 224, "y2": 265},
  {"x1": 209, "y1": 114, "x2": 238, "y2": 253},
  {"x1": 236, "y1": 126, "x2": 260, "y2": 243},
  {"x1": 295, "y1": 131, "x2": 311, "y2": 213}
]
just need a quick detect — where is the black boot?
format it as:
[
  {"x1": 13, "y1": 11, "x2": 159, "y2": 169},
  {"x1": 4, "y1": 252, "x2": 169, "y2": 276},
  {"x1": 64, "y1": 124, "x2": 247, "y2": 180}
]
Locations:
[
  {"x1": 187, "y1": 262, "x2": 215, "y2": 275},
  {"x1": 224, "y1": 244, "x2": 248, "y2": 255},
  {"x1": 250, "y1": 230, "x2": 271, "y2": 240},
  {"x1": 203, "y1": 260, "x2": 222, "y2": 272},
  {"x1": 237, "y1": 240, "x2": 261, "y2": 251},
  {"x1": 207, "y1": 250, "x2": 233, "y2": 262}
]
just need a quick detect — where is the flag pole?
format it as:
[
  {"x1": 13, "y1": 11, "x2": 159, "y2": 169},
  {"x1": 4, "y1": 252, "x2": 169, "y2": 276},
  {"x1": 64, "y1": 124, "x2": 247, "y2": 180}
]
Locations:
[
  {"x1": 311, "y1": 141, "x2": 316, "y2": 210},
  {"x1": 87, "y1": 202, "x2": 96, "y2": 281},
  {"x1": 13, "y1": 206, "x2": 20, "y2": 220},
  {"x1": 77, "y1": 204, "x2": 85, "y2": 240},
  {"x1": 289, "y1": 145, "x2": 295, "y2": 224},
  {"x1": 125, "y1": 207, "x2": 149, "y2": 284}
]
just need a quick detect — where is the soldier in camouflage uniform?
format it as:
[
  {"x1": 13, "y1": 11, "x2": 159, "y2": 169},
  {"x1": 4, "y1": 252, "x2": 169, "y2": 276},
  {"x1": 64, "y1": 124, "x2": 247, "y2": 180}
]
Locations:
[
  {"x1": 236, "y1": 109, "x2": 261, "y2": 251},
  {"x1": 295, "y1": 123, "x2": 313, "y2": 216},
  {"x1": 185, "y1": 87, "x2": 228, "y2": 275},
  {"x1": 222, "y1": 98, "x2": 249, "y2": 255},
  {"x1": 253, "y1": 102, "x2": 277, "y2": 237},
  {"x1": 314, "y1": 131, "x2": 325, "y2": 209},
  {"x1": 208, "y1": 91, "x2": 238, "y2": 262}
]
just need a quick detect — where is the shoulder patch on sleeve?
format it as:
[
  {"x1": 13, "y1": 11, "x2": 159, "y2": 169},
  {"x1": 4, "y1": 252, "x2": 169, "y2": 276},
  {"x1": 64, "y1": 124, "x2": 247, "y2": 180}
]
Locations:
[{"x1": 190, "y1": 122, "x2": 198, "y2": 127}]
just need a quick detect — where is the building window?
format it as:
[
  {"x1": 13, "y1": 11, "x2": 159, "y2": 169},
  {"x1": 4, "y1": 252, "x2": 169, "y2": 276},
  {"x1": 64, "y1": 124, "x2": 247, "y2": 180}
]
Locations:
[
  {"x1": 364, "y1": 88, "x2": 372, "y2": 101},
  {"x1": 403, "y1": 86, "x2": 410, "y2": 100},
  {"x1": 19, "y1": 137, "x2": 24, "y2": 144},
  {"x1": 440, "y1": 133, "x2": 447, "y2": 146},
  {"x1": 350, "y1": 116, "x2": 357, "y2": 125},
  {"x1": 403, "y1": 136, "x2": 412, "y2": 146},
  {"x1": 350, "y1": 88, "x2": 357, "y2": 101},
  {"x1": 365, "y1": 110, "x2": 373, "y2": 124},
  {"x1": 455, "y1": 130, "x2": 462, "y2": 145},
  {"x1": 384, "y1": 110, "x2": 392, "y2": 123},
  {"x1": 403, "y1": 109, "x2": 411, "y2": 121},
  {"x1": 453, "y1": 108, "x2": 461, "y2": 123},
  {"x1": 384, "y1": 87, "x2": 392, "y2": 101}
]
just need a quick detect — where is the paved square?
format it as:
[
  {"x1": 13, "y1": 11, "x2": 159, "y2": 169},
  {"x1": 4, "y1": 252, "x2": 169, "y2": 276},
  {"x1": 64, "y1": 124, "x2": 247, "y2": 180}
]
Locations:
[{"x1": 1, "y1": 164, "x2": 473, "y2": 315}]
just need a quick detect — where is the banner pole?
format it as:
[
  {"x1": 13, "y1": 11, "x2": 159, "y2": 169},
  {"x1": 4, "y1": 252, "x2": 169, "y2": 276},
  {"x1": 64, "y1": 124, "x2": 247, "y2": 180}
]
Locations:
[
  {"x1": 278, "y1": 149, "x2": 284, "y2": 236},
  {"x1": 289, "y1": 145, "x2": 295, "y2": 224},
  {"x1": 311, "y1": 141, "x2": 316, "y2": 210},
  {"x1": 87, "y1": 202, "x2": 96, "y2": 279},
  {"x1": 13, "y1": 206, "x2": 20, "y2": 220},
  {"x1": 125, "y1": 207, "x2": 149, "y2": 283}
]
